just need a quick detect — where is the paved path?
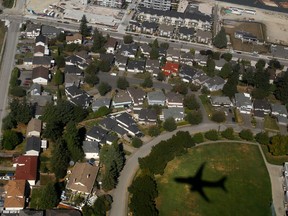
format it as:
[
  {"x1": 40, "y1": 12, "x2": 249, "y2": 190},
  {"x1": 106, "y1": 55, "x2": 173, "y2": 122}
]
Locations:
[{"x1": 110, "y1": 123, "x2": 284, "y2": 216}]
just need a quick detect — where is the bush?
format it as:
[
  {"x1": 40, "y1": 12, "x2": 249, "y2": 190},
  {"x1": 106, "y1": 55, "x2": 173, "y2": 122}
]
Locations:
[
  {"x1": 205, "y1": 130, "x2": 219, "y2": 141},
  {"x1": 239, "y1": 129, "x2": 254, "y2": 141},
  {"x1": 2, "y1": 130, "x2": 22, "y2": 150},
  {"x1": 183, "y1": 94, "x2": 200, "y2": 110},
  {"x1": 193, "y1": 133, "x2": 204, "y2": 143},
  {"x1": 190, "y1": 83, "x2": 201, "y2": 92},
  {"x1": 211, "y1": 111, "x2": 226, "y2": 123},
  {"x1": 255, "y1": 132, "x2": 270, "y2": 145},
  {"x1": 2, "y1": 0, "x2": 14, "y2": 8},
  {"x1": 221, "y1": 127, "x2": 234, "y2": 140},
  {"x1": 185, "y1": 110, "x2": 202, "y2": 125},
  {"x1": 148, "y1": 125, "x2": 161, "y2": 137},
  {"x1": 163, "y1": 117, "x2": 177, "y2": 132},
  {"x1": 10, "y1": 86, "x2": 26, "y2": 97},
  {"x1": 132, "y1": 137, "x2": 143, "y2": 148},
  {"x1": 98, "y1": 82, "x2": 112, "y2": 96}
]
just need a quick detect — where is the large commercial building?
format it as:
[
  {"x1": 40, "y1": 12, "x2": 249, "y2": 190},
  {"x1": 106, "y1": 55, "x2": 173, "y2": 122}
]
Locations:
[
  {"x1": 141, "y1": 0, "x2": 171, "y2": 11},
  {"x1": 94, "y1": 0, "x2": 124, "y2": 8}
]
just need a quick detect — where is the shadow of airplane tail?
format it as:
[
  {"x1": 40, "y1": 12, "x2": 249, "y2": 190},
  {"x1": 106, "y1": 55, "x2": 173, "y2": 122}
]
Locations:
[{"x1": 218, "y1": 176, "x2": 227, "y2": 192}]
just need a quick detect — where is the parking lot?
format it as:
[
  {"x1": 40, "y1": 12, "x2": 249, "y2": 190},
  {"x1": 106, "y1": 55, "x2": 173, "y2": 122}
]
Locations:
[{"x1": 19, "y1": 70, "x2": 33, "y2": 87}]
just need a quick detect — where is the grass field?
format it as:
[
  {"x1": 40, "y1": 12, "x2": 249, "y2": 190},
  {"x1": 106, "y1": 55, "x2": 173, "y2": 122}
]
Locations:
[
  {"x1": 156, "y1": 143, "x2": 271, "y2": 216},
  {"x1": 264, "y1": 116, "x2": 279, "y2": 131}
]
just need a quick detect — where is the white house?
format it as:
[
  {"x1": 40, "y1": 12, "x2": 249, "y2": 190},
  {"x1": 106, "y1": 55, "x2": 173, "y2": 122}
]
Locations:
[
  {"x1": 82, "y1": 141, "x2": 100, "y2": 160},
  {"x1": 25, "y1": 136, "x2": 41, "y2": 156},
  {"x1": 26, "y1": 118, "x2": 42, "y2": 137},
  {"x1": 32, "y1": 66, "x2": 49, "y2": 85},
  {"x1": 66, "y1": 33, "x2": 83, "y2": 44},
  {"x1": 235, "y1": 93, "x2": 253, "y2": 114}
]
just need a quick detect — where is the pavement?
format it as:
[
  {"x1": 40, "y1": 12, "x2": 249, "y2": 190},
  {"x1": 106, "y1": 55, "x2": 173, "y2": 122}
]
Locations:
[{"x1": 0, "y1": 21, "x2": 20, "y2": 135}]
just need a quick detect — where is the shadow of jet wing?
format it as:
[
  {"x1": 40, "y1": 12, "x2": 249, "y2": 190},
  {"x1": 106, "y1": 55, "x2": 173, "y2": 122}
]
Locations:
[
  {"x1": 174, "y1": 177, "x2": 191, "y2": 184},
  {"x1": 192, "y1": 186, "x2": 210, "y2": 202},
  {"x1": 194, "y1": 162, "x2": 206, "y2": 180}
]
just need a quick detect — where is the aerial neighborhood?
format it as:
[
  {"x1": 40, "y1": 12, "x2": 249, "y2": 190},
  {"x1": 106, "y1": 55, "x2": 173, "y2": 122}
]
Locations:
[{"x1": 1, "y1": 0, "x2": 288, "y2": 215}]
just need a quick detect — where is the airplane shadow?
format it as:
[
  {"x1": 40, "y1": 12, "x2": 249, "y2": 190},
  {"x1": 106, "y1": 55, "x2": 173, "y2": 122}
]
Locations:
[{"x1": 174, "y1": 162, "x2": 228, "y2": 202}]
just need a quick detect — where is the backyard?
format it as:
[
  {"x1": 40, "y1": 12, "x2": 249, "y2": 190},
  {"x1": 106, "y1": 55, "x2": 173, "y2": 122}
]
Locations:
[{"x1": 156, "y1": 143, "x2": 272, "y2": 216}]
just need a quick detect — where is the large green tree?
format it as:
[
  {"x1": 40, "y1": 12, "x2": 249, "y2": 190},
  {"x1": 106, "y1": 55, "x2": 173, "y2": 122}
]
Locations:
[
  {"x1": 183, "y1": 94, "x2": 200, "y2": 110},
  {"x1": 9, "y1": 98, "x2": 32, "y2": 124},
  {"x1": 2, "y1": 130, "x2": 22, "y2": 150},
  {"x1": 51, "y1": 139, "x2": 70, "y2": 179},
  {"x1": 91, "y1": 29, "x2": 106, "y2": 53},
  {"x1": 117, "y1": 77, "x2": 129, "y2": 90},
  {"x1": 79, "y1": 15, "x2": 90, "y2": 37},
  {"x1": 213, "y1": 27, "x2": 227, "y2": 49},
  {"x1": 98, "y1": 82, "x2": 112, "y2": 96},
  {"x1": 53, "y1": 69, "x2": 64, "y2": 85},
  {"x1": 38, "y1": 183, "x2": 59, "y2": 209},
  {"x1": 163, "y1": 117, "x2": 177, "y2": 132},
  {"x1": 275, "y1": 72, "x2": 288, "y2": 103}
]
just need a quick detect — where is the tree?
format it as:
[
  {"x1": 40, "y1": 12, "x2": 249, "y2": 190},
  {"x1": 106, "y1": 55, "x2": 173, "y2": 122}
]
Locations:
[
  {"x1": 160, "y1": 42, "x2": 169, "y2": 49},
  {"x1": 150, "y1": 48, "x2": 159, "y2": 60},
  {"x1": 269, "y1": 59, "x2": 282, "y2": 69},
  {"x1": 163, "y1": 117, "x2": 177, "y2": 132},
  {"x1": 85, "y1": 61, "x2": 100, "y2": 75},
  {"x1": 255, "y1": 132, "x2": 270, "y2": 145},
  {"x1": 222, "y1": 75, "x2": 238, "y2": 98},
  {"x1": 10, "y1": 86, "x2": 26, "y2": 97},
  {"x1": 172, "y1": 82, "x2": 188, "y2": 95},
  {"x1": 98, "y1": 82, "x2": 112, "y2": 96},
  {"x1": 268, "y1": 135, "x2": 288, "y2": 156},
  {"x1": 2, "y1": 115, "x2": 17, "y2": 130},
  {"x1": 142, "y1": 76, "x2": 153, "y2": 88},
  {"x1": 99, "y1": 60, "x2": 111, "y2": 72},
  {"x1": 9, "y1": 67, "x2": 20, "y2": 88},
  {"x1": 84, "y1": 74, "x2": 99, "y2": 87},
  {"x1": 183, "y1": 94, "x2": 200, "y2": 110},
  {"x1": 221, "y1": 127, "x2": 234, "y2": 140},
  {"x1": 193, "y1": 132, "x2": 204, "y2": 143},
  {"x1": 151, "y1": 39, "x2": 159, "y2": 49},
  {"x1": 148, "y1": 125, "x2": 161, "y2": 137},
  {"x1": 102, "y1": 162, "x2": 117, "y2": 191},
  {"x1": 132, "y1": 137, "x2": 143, "y2": 148},
  {"x1": 51, "y1": 139, "x2": 70, "y2": 179},
  {"x1": 91, "y1": 29, "x2": 106, "y2": 53},
  {"x1": 185, "y1": 111, "x2": 202, "y2": 125},
  {"x1": 157, "y1": 72, "x2": 165, "y2": 81},
  {"x1": 275, "y1": 72, "x2": 288, "y2": 103},
  {"x1": 117, "y1": 77, "x2": 129, "y2": 90},
  {"x1": 211, "y1": 111, "x2": 226, "y2": 123},
  {"x1": 219, "y1": 63, "x2": 233, "y2": 79},
  {"x1": 63, "y1": 121, "x2": 84, "y2": 162},
  {"x1": 123, "y1": 35, "x2": 133, "y2": 44},
  {"x1": 57, "y1": 32, "x2": 66, "y2": 42},
  {"x1": 239, "y1": 129, "x2": 254, "y2": 141},
  {"x1": 38, "y1": 183, "x2": 59, "y2": 209},
  {"x1": 201, "y1": 86, "x2": 210, "y2": 95},
  {"x1": 82, "y1": 195, "x2": 113, "y2": 216},
  {"x1": 43, "y1": 120, "x2": 64, "y2": 141},
  {"x1": 206, "y1": 58, "x2": 215, "y2": 77},
  {"x1": 9, "y1": 98, "x2": 32, "y2": 124},
  {"x1": 53, "y1": 69, "x2": 64, "y2": 85},
  {"x1": 221, "y1": 53, "x2": 232, "y2": 62},
  {"x1": 213, "y1": 27, "x2": 227, "y2": 49},
  {"x1": 204, "y1": 130, "x2": 219, "y2": 141},
  {"x1": 2, "y1": 130, "x2": 22, "y2": 150},
  {"x1": 55, "y1": 55, "x2": 65, "y2": 68},
  {"x1": 190, "y1": 83, "x2": 201, "y2": 92},
  {"x1": 79, "y1": 15, "x2": 90, "y2": 37},
  {"x1": 255, "y1": 59, "x2": 266, "y2": 70}
]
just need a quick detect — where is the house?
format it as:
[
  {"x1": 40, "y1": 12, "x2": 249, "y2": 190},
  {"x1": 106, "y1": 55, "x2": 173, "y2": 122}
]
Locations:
[
  {"x1": 19, "y1": 209, "x2": 44, "y2": 216},
  {"x1": 115, "y1": 54, "x2": 128, "y2": 71},
  {"x1": 32, "y1": 56, "x2": 53, "y2": 68},
  {"x1": 145, "y1": 59, "x2": 160, "y2": 73},
  {"x1": 100, "y1": 53, "x2": 115, "y2": 66},
  {"x1": 46, "y1": 209, "x2": 82, "y2": 216},
  {"x1": 82, "y1": 141, "x2": 100, "y2": 160},
  {"x1": 86, "y1": 125, "x2": 109, "y2": 142},
  {"x1": 192, "y1": 71, "x2": 209, "y2": 85},
  {"x1": 65, "y1": 55, "x2": 84, "y2": 66},
  {"x1": 98, "y1": 117, "x2": 127, "y2": 137},
  {"x1": 253, "y1": 99, "x2": 270, "y2": 119},
  {"x1": 25, "y1": 136, "x2": 41, "y2": 156},
  {"x1": 28, "y1": 83, "x2": 42, "y2": 96},
  {"x1": 13, "y1": 156, "x2": 38, "y2": 186},
  {"x1": 112, "y1": 91, "x2": 132, "y2": 108},
  {"x1": 147, "y1": 91, "x2": 166, "y2": 106},
  {"x1": 66, "y1": 162, "x2": 99, "y2": 195},
  {"x1": 29, "y1": 95, "x2": 53, "y2": 107},
  {"x1": 4, "y1": 180, "x2": 27, "y2": 211},
  {"x1": 162, "y1": 61, "x2": 179, "y2": 76},
  {"x1": 179, "y1": 65, "x2": 197, "y2": 82},
  {"x1": 41, "y1": 25, "x2": 63, "y2": 38},
  {"x1": 69, "y1": 94, "x2": 92, "y2": 109},
  {"x1": 180, "y1": 51, "x2": 194, "y2": 66},
  {"x1": 65, "y1": 73, "x2": 82, "y2": 88},
  {"x1": 115, "y1": 112, "x2": 141, "y2": 136},
  {"x1": 142, "y1": 21, "x2": 158, "y2": 34},
  {"x1": 75, "y1": 50, "x2": 90, "y2": 62},
  {"x1": 92, "y1": 98, "x2": 111, "y2": 112},
  {"x1": 203, "y1": 76, "x2": 226, "y2": 91},
  {"x1": 33, "y1": 45, "x2": 45, "y2": 57},
  {"x1": 129, "y1": 20, "x2": 142, "y2": 32},
  {"x1": 25, "y1": 23, "x2": 41, "y2": 38},
  {"x1": 138, "y1": 109, "x2": 158, "y2": 124},
  {"x1": 127, "y1": 60, "x2": 146, "y2": 73},
  {"x1": 32, "y1": 66, "x2": 49, "y2": 85},
  {"x1": 34, "y1": 104, "x2": 44, "y2": 119},
  {"x1": 162, "y1": 107, "x2": 185, "y2": 121},
  {"x1": 26, "y1": 118, "x2": 42, "y2": 137},
  {"x1": 23, "y1": 58, "x2": 33, "y2": 66},
  {"x1": 35, "y1": 35, "x2": 48, "y2": 47},
  {"x1": 166, "y1": 47, "x2": 180, "y2": 62},
  {"x1": 127, "y1": 87, "x2": 146, "y2": 106},
  {"x1": 139, "y1": 43, "x2": 151, "y2": 57},
  {"x1": 105, "y1": 37, "x2": 118, "y2": 54},
  {"x1": 210, "y1": 96, "x2": 233, "y2": 107},
  {"x1": 105, "y1": 133, "x2": 119, "y2": 145},
  {"x1": 178, "y1": 27, "x2": 195, "y2": 40},
  {"x1": 196, "y1": 30, "x2": 212, "y2": 44},
  {"x1": 66, "y1": 33, "x2": 83, "y2": 44},
  {"x1": 64, "y1": 65, "x2": 83, "y2": 76},
  {"x1": 194, "y1": 53, "x2": 208, "y2": 66},
  {"x1": 158, "y1": 24, "x2": 174, "y2": 37},
  {"x1": 234, "y1": 31, "x2": 258, "y2": 43},
  {"x1": 235, "y1": 93, "x2": 253, "y2": 114},
  {"x1": 271, "y1": 104, "x2": 288, "y2": 118},
  {"x1": 166, "y1": 92, "x2": 183, "y2": 107},
  {"x1": 214, "y1": 59, "x2": 227, "y2": 70},
  {"x1": 118, "y1": 43, "x2": 138, "y2": 58}
]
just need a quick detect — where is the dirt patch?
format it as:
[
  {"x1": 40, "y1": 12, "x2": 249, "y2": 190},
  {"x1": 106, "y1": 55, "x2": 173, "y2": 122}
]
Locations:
[{"x1": 239, "y1": 144, "x2": 250, "y2": 154}]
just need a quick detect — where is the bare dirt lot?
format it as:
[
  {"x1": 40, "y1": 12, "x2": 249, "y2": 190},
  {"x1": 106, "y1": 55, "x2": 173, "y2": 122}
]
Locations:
[
  {"x1": 224, "y1": 21, "x2": 269, "y2": 53},
  {"x1": 217, "y1": 1, "x2": 288, "y2": 45}
]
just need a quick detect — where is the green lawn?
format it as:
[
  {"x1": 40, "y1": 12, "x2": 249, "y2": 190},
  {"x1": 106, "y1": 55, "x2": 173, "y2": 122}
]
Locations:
[
  {"x1": 199, "y1": 94, "x2": 213, "y2": 117},
  {"x1": 156, "y1": 143, "x2": 272, "y2": 216},
  {"x1": 264, "y1": 116, "x2": 279, "y2": 131},
  {"x1": 0, "y1": 21, "x2": 6, "y2": 53}
]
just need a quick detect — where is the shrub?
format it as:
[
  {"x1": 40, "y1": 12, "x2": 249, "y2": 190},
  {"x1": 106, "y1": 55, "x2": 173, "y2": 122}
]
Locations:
[
  {"x1": 185, "y1": 110, "x2": 202, "y2": 125},
  {"x1": 148, "y1": 125, "x2": 161, "y2": 137},
  {"x1": 132, "y1": 137, "x2": 143, "y2": 148},
  {"x1": 211, "y1": 111, "x2": 226, "y2": 123},
  {"x1": 2, "y1": 130, "x2": 22, "y2": 150},
  {"x1": 221, "y1": 127, "x2": 234, "y2": 140},
  {"x1": 255, "y1": 132, "x2": 270, "y2": 145},
  {"x1": 193, "y1": 133, "x2": 204, "y2": 143},
  {"x1": 163, "y1": 117, "x2": 177, "y2": 132},
  {"x1": 239, "y1": 129, "x2": 254, "y2": 141},
  {"x1": 204, "y1": 130, "x2": 219, "y2": 141}
]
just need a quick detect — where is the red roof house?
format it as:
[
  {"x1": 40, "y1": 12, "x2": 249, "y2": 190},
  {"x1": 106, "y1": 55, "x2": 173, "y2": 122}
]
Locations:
[
  {"x1": 162, "y1": 62, "x2": 179, "y2": 76},
  {"x1": 13, "y1": 156, "x2": 38, "y2": 186}
]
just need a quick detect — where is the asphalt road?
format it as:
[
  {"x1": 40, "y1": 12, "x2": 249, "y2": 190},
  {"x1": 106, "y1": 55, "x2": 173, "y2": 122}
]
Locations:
[{"x1": 0, "y1": 22, "x2": 20, "y2": 135}]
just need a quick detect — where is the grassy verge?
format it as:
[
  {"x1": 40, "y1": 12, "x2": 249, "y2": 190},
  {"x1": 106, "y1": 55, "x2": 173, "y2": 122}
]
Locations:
[
  {"x1": 234, "y1": 109, "x2": 243, "y2": 124},
  {"x1": 156, "y1": 143, "x2": 271, "y2": 216},
  {"x1": 264, "y1": 115, "x2": 279, "y2": 131},
  {"x1": 199, "y1": 94, "x2": 213, "y2": 118}
]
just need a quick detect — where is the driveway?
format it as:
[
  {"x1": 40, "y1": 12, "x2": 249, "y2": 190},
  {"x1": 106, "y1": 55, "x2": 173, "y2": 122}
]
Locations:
[
  {"x1": 255, "y1": 118, "x2": 264, "y2": 130},
  {"x1": 279, "y1": 124, "x2": 288, "y2": 135},
  {"x1": 241, "y1": 113, "x2": 252, "y2": 128}
]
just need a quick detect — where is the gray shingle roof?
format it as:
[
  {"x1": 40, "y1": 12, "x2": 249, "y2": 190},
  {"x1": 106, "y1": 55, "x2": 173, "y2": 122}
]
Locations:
[
  {"x1": 82, "y1": 141, "x2": 99, "y2": 154},
  {"x1": 147, "y1": 91, "x2": 166, "y2": 102},
  {"x1": 163, "y1": 107, "x2": 184, "y2": 120},
  {"x1": 26, "y1": 136, "x2": 41, "y2": 152}
]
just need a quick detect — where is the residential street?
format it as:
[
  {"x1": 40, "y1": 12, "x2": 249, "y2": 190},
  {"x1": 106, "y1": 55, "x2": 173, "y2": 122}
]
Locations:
[{"x1": 0, "y1": 21, "x2": 20, "y2": 135}]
